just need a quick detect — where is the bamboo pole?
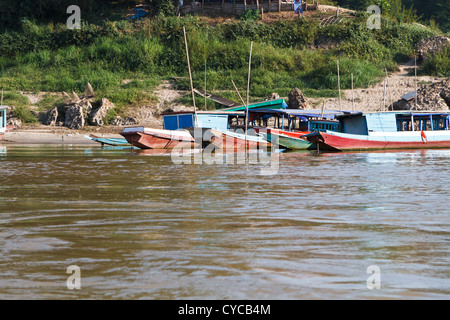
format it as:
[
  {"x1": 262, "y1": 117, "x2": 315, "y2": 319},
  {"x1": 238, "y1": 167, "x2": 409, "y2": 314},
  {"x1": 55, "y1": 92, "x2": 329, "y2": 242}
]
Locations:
[
  {"x1": 231, "y1": 80, "x2": 246, "y2": 106},
  {"x1": 278, "y1": 0, "x2": 281, "y2": 12},
  {"x1": 414, "y1": 56, "x2": 418, "y2": 107},
  {"x1": 351, "y1": 73, "x2": 354, "y2": 113},
  {"x1": 337, "y1": 60, "x2": 341, "y2": 111},
  {"x1": 246, "y1": 41, "x2": 254, "y2": 154},
  {"x1": 385, "y1": 68, "x2": 393, "y2": 110},
  {"x1": 383, "y1": 73, "x2": 387, "y2": 112},
  {"x1": 204, "y1": 59, "x2": 207, "y2": 111},
  {"x1": 183, "y1": 26, "x2": 197, "y2": 126}
]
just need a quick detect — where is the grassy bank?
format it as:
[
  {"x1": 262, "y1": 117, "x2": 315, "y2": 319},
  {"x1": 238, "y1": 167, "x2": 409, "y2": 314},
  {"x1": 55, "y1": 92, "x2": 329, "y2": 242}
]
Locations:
[{"x1": 0, "y1": 11, "x2": 446, "y2": 123}]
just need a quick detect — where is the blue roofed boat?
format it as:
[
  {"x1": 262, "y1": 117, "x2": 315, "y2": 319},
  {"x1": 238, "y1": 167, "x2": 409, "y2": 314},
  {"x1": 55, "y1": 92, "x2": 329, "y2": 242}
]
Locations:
[
  {"x1": 250, "y1": 108, "x2": 350, "y2": 150},
  {"x1": 306, "y1": 111, "x2": 450, "y2": 151}
]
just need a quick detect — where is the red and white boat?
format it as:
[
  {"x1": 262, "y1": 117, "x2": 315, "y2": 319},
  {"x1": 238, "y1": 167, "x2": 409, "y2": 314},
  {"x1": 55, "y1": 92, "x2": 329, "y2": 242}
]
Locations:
[
  {"x1": 307, "y1": 111, "x2": 450, "y2": 151},
  {"x1": 120, "y1": 127, "x2": 197, "y2": 150}
]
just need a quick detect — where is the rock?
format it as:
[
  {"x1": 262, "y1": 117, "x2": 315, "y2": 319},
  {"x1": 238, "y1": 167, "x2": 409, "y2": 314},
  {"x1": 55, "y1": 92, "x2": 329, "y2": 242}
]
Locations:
[
  {"x1": 84, "y1": 82, "x2": 95, "y2": 98},
  {"x1": 288, "y1": 88, "x2": 308, "y2": 109},
  {"x1": 7, "y1": 118, "x2": 22, "y2": 128},
  {"x1": 71, "y1": 91, "x2": 81, "y2": 103},
  {"x1": 417, "y1": 36, "x2": 450, "y2": 62},
  {"x1": 62, "y1": 91, "x2": 72, "y2": 104},
  {"x1": 64, "y1": 105, "x2": 85, "y2": 129},
  {"x1": 89, "y1": 98, "x2": 115, "y2": 126},
  {"x1": 392, "y1": 77, "x2": 450, "y2": 111},
  {"x1": 265, "y1": 92, "x2": 280, "y2": 101},
  {"x1": 42, "y1": 107, "x2": 58, "y2": 126},
  {"x1": 110, "y1": 116, "x2": 138, "y2": 126}
]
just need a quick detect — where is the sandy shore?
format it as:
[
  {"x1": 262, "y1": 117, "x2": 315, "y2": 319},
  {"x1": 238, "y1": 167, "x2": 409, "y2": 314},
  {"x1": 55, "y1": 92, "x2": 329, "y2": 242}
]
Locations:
[{"x1": 1, "y1": 126, "x2": 127, "y2": 145}]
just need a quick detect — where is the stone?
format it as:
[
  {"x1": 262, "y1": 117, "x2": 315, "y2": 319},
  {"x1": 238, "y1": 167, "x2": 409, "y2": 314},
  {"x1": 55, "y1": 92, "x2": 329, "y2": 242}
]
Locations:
[
  {"x1": 42, "y1": 107, "x2": 58, "y2": 126},
  {"x1": 110, "y1": 116, "x2": 138, "y2": 126},
  {"x1": 288, "y1": 88, "x2": 308, "y2": 109},
  {"x1": 71, "y1": 91, "x2": 81, "y2": 103},
  {"x1": 89, "y1": 98, "x2": 115, "y2": 126},
  {"x1": 417, "y1": 36, "x2": 450, "y2": 61},
  {"x1": 64, "y1": 105, "x2": 85, "y2": 129},
  {"x1": 7, "y1": 117, "x2": 22, "y2": 128},
  {"x1": 392, "y1": 77, "x2": 450, "y2": 111},
  {"x1": 84, "y1": 82, "x2": 95, "y2": 98},
  {"x1": 62, "y1": 91, "x2": 72, "y2": 104},
  {"x1": 265, "y1": 92, "x2": 280, "y2": 101}
]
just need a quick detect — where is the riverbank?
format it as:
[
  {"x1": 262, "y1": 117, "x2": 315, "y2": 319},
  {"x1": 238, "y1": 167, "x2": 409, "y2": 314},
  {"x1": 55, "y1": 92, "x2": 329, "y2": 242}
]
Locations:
[{"x1": 1, "y1": 125, "x2": 127, "y2": 145}]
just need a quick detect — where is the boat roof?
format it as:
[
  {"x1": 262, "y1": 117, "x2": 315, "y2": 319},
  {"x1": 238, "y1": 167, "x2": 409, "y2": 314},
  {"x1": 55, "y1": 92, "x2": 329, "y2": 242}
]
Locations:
[
  {"x1": 160, "y1": 110, "x2": 245, "y2": 116},
  {"x1": 218, "y1": 99, "x2": 288, "y2": 112},
  {"x1": 0, "y1": 105, "x2": 8, "y2": 110},
  {"x1": 248, "y1": 108, "x2": 353, "y2": 120},
  {"x1": 336, "y1": 110, "x2": 450, "y2": 119}
]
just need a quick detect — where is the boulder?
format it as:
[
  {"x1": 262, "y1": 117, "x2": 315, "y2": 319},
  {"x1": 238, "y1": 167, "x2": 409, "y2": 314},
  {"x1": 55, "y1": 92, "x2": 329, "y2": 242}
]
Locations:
[
  {"x1": 417, "y1": 36, "x2": 450, "y2": 61},
  {"x1": 392, "y1": 77, "x2": 450, "y2": 111},
  {"x1": 288, "y1": 88, "x2": 308, "y2": 109},
  {"x1": 110, "y1": 116, "x2": 138, "y2": 126},
  {"x1": 42, "y1": 107, "x2": 58, "y2": 126},
  {"x1": 84, "y1": 82, "x2": 95, "y2": 98},
  {"x1": 64, "y1": 105, "x2": 85, "y2": 129},
  {"x1": 89, "y1": 98, "x2": 115, "y2": 126},
  {"x1": 265, "y1": 92, "x2": 280, "y2": 101},
  {"x1": 71, "y1": 91, "x2": 81, "y2": 104}
]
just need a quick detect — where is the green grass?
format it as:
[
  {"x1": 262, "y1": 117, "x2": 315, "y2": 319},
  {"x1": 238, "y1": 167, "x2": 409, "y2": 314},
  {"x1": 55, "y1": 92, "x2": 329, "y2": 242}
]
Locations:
[{"x1": 0, "y1": 13, "x2": 445, "y2": 113}]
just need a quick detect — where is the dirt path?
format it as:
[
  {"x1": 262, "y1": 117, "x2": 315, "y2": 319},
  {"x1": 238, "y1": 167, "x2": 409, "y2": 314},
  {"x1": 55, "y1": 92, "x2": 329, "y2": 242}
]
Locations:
[
  {"x1": 309, "y1": 59, "x2": 444, "y2": 112},
  {"x1": 127, "y1": 80, "x2": 193, "y2": 128}
]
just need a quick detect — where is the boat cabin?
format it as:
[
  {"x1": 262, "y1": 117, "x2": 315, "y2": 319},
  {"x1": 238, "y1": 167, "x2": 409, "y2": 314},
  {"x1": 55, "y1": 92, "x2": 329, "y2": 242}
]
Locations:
[
  {"x1": 248, "y1": 108, "x2": 349, "y2": 132},
  {"x1": 337, "y1": 112, "x2": 450, "y2": 135},
  {"x1": 161, "y1": 99, "x2": 289, "y2": 131},
  {"x1": 0, "y1": 106, "x2": 7, "y2": 135},
  {"x1": 161, "y1": 111, "x2": 245, "y2": 131}
]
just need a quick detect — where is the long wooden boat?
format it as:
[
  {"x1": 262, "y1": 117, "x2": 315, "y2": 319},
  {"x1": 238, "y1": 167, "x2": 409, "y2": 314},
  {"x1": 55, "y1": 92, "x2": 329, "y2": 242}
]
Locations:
[
  {"x1": 274, "y1": 133, "x2": 317, "y2": 150},
  {"x1": 307, "y1": 111, "x2": 450, "y2": 151},
  {"x1": 251, "y1": 109, "x2": 346, "y2": 150},
  {"x1": 120, "y1": 127, "x2": 197, "y2": 150}
]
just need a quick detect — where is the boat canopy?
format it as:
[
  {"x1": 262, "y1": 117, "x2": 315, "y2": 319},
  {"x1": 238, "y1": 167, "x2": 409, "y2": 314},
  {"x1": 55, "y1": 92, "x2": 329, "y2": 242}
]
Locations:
[
  {"x1": 248, "y1": 108, "x2": 352, "y2": 121},
  {"x1": 218, "y1": 99, "x2": 288, "y2": 112}
]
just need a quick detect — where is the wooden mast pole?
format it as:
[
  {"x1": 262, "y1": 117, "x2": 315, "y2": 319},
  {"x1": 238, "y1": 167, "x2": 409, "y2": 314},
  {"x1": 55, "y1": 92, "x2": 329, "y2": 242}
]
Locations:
[
  {"x1": 246, "y1": 41, "x2": 253, "y2": 154},
  {"x1": 183, "y1": 26, "x2": 197, "y2": 126},
  {"x1": 337, "y1": 60, "x2": 341, "y2": 111}
]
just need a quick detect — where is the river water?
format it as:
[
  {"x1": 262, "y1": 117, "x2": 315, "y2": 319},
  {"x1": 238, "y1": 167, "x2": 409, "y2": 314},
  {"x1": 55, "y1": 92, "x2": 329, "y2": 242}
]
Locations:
[{"x1": 0, "y1": 145, "x2": 449, "y2": 300}]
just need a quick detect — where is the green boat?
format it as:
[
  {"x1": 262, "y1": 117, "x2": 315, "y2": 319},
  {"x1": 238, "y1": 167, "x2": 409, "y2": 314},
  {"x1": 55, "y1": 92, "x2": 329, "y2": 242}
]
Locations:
[{"x1": 275, "y1": 133, "x2": 316, "y2": 150}]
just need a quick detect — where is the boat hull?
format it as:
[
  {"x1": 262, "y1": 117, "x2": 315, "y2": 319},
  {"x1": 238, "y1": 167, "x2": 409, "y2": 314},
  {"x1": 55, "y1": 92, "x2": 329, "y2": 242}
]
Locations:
[
  {"x1": 86, "y1": 134, "x2": 131, "y2": 147},
  {"x1": 207, "y1": 129, "x2": 270, "y2": 150},
  {"x1": 310, "y1": 131, "x2": 450, "y2": 151},
  {"x1": 121, "y1": 127, "x2": 197, "y2": 149},
  {"x1": 275, "y1": 133, "x2": 316, "y2": 150}
]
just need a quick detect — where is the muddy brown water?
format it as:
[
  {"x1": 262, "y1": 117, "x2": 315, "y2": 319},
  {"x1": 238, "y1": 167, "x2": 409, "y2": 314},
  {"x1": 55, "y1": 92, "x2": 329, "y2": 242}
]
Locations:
[{"x1": 0, "y1": 145, "x2": 449, "y2": 299}]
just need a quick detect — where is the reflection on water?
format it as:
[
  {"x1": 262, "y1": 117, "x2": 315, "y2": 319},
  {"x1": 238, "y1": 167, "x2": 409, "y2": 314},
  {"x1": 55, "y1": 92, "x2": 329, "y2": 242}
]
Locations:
[{"x1": 0, "y1": 145, "x2": 449, "y2": 299}]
